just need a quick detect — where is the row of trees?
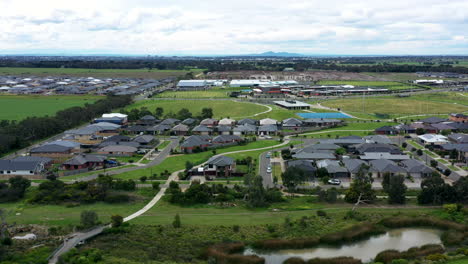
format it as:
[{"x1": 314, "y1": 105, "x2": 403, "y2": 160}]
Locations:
[
  {"x1": 122, "y1": 106, "x2": 213, "y2": 121},
  {"x1": 0, "y1": 95, "x2": 132, "y2": 156},
  {"x1": 2, "y1": 57, "x2": 468, "y2": 73}
]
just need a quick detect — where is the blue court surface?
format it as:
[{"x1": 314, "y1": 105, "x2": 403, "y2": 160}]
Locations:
[{"x1": 296, "y1": 112, "x2": 352, "y2": 119}]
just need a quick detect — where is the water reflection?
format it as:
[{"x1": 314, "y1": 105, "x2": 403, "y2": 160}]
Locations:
[{"x1": 244, "y1": 228, "x2": 442, "y2": 264}]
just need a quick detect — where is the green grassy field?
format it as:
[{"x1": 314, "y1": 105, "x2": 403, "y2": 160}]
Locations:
[
  {"x1": 3, "y1": 189, "x2": 157, "y2": 227},
  {"x1": 318, "y1": 80, "x2": 406, "y2": 86},
  {"x1": 125, "y1": 99, "x2": 269, "y2": 119},
  {"x1": 300, "y1": 121, "x2": 396, "y2": 138},
  {"x1": 0, "y1": 67, "x2": 204, "y2": 78},
  {"x1": 322, "y1": 93, "x2": 468, "y2": 119},
  {"x1": 154, "y1": 87, "x2": 247, "y2": 99},
  {"x1": 113, "y1": 140, "x2": 280, "y2": 180},
  {"x1": 0, "y1": 95, "x2": 101, "y2": 120}
]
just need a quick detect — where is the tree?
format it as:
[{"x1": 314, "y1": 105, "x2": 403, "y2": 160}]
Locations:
[
  {"x1": 415, "y1": 128, "x2": 426, "y2": 135},
  {"x1": 185, "y1": 161, "x2": 194, "y2": 171},
  {"x1": 453, "y1": 177, "x2": 468, "y2": 204},
  {"x1": 8, "y1": 176, "x2": 31, "y2": 198},
  {"x1": 80, "y1": 210, "x2": 98, "y2": 228},
  {"x1": 416, "y1": 149, "x2": 423, "y2": 156},
  {"x1": 335, "y1": 148, "x2": 346, "y2": 155},
  {"x1": 345, "y1": 165, "x2": 376, "y2": 204},
  {"x1": 154, "y1": 107, "x2": 164, "y2": 118},
  {"x1": 201, "y1": 108, "x2": 213, "y2": 119},
  {"x1": 430, "y1": 160, "x2": 438, "y2": 168},
  {"x1": 418, "y1": 172, "x2": 456, "y2": 205},
  {"x1": 382, "y1": 173, "x2": 407, "y2": 204},
  {"x1": 282, "y1": 167, "x2": 308, "y2": 190},
  {"x1": 173, "y1": 214, "x2": 181, "y2": 228},
  {"x1": 139, "y1": 176, "x2": 147, "y2": 183},
  {"x1": 246, "y1": 176, "x2": 268, "y2": 208},
  {"x1": 177, "y1": 108, "x2": 192, "y2": 120},
  {"x1": 110, "y1": 215, "x2": 123, "y2": 228}
]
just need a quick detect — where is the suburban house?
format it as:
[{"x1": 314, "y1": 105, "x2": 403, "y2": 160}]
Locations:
[
  {"x1": 395, "y1": 124, "x2": 416, "y2": 134},
  {"x1": 359, "y1": 152, "x2": 410, "y2": 161},
  {"x1": 212, "y1": 135, "x2": 242, "y2": 146},
  {"x1": 62, "y1": 154, "x2": 106, "y2": 170},
  {"x1": 181, "y1": 118, "x2": 198, "y2": 126},
  {"x1": 449, "y1": 113, "x2": 468, "y2": 123},
  {"x1": 282, "y1": 118, "x2": 303, "y2": 131},
  {"x1": 369, "y1": 159, "x2": 406, "y2": 178},
  {"x1": 102, "y1": 135, "x2": 131, "y2": 143},
  {"x1": 259, "y1": 118, "x2": 278, "y2": 126},
  {"x1": 233, "y1": 124, "x2": 257, "y2": 136},
  {"x1": 342, "y1": 159, "x2": 369, "y2": 178},
  {"x1": 448, "y1": 133, "x2": 468, "y2": 144},
  {"x1": 441, "y1": 144, "x2": 468, "y2": 162},
  {"x1": 316, "y1": 159, "x2": 348, "y2": 178},
  {"x1": 353, "y1": 143, "x2": 401, "y2": 155},
  {"x1": 204, "y1": 155, "x2": 236, "y2": 177},
  {"x1": 218, "y1": 118, "x2": 236, "y2": 126},
  {"x1": 400, "y1": 159, "x2": 433, "y2": 178},
  {"x1": 375, "y1": 126, "x2": 399, "y2": 135},
  {"x1": 417, "y1": 134, "x2": 449, "y2": 145},
  {"x1": 292, "y1": 151, "x2": 335, "y2": 160},
  {"x1": 180, "y1": 135, "x2": 211, "y2": 153},
  {"x1": 30, "y1": 144, "x2": 73, "y2": 161},
  {"x1": 200, "y1": 118, "x2": 218, "y2": 127},
  {"x1": 0, "y1": 159, "x2": 47, "y2": 179},
  {"x1": 192, "y1": 125, "x2": 213, "y2": 135},
  {"x1": 171, "y1": 124, "x2": 190, "y2": 136},
  {"x1": 97, "y1": 145, "x2": 138, "y2": 156},
  {"x1": 238, "y1": 118, "x2": 257, "y2": 126},
  {"x1": 138, "y1": 115, "x2": 158, "y2": 126},
  {"x1": 364, "y1": 135, "x2": 393, "y2": 145},
  {"x1": 160, "y1": 118, "x2": 180, "y2": 126},
  {"x1": 418, "y1": 117, "x2": 448, "y2": 124},
  {"x1": 147, "y1": 124, "x2": 171, "y2": 135},
  {"x1": 133, "y1": 135, "x2": 156, "y2": 146},
  {"x1": 287, "y1": 160, "x2": 316, "y2": 175},
  {"x1": 303, "y1": 118, "x2": 342, "y2": 127},
  {"x1": 216, "y1": 125, "x2": 232, "y2": 135},
  {"x1": 94, "y1": 113, "x2": 128, "y2": 125},
  {"x1": 258, "y1": 124, "x2": 279, "y2": 136},
  {"x1": 126, "y1": 125, "x2": 148, "y2": 134}
]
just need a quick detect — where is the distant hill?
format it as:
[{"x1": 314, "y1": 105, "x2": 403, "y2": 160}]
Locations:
[{"x1": 243, "y1": 51, "x2": 305, "y2": 57}]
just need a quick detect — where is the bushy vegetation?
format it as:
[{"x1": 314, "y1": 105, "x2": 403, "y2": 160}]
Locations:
[
  {"x1": 284, "y1": 256, "x2": 362, "y2": 264},
  {"x1": 0, "y1": 176, "x2": 31, "y2": 202},
  {"x1": 418, "y1": 173, "x2": 468, "y2": 205},
  {"x1": 28, "y1": 175, "x2": 136, "y2": 205},
  {"x1": 375, "y1": 244, "x2": 444, "y2": 263}
]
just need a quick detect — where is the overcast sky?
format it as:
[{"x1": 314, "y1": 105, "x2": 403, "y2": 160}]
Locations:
[{"x1": 0, "y1": 0, "x2": 467, "y2": 55}]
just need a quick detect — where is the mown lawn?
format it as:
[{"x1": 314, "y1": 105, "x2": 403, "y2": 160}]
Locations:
[
  {"x1": 113, "y1": 140, "x2": 281, "y2": 180},
  {"x1": 154, "y1": 88, "x2": 245, "y2": 98},
  {"x1": 322, "y1": 94, "x2": 468, "y2": 119},
  {"x1": 0, "y1": 95, "x2": 101, "y2": 120},
  {"x1": 317, "y1": 80, "x2": 415, "y2": 90},
  {"x1": 125, "y1": 99, "x2": 269, "y2": 119}
]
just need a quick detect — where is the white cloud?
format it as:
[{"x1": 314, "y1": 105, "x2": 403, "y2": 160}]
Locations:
[{"x1": 0, "y1": 0, "x2": 467, "y2": 55}]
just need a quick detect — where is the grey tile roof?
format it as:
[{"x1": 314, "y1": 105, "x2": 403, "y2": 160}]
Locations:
[
  {"x1": 200, "y1": 118, "x2": 218, "y2": 126},
  {"x1": 216, "y1": 125, "x2": 232, "y2": 132},
  {"x1": 400, "y1": 159, "x2": 433, "y2": 174},
  {"x1": 258, "y1": 124, "x2": 278, "y2": 132},
  {"x1": 160, "y1": 118, "x2": 180, "y2": 125},
  {"x1": 369, "y1": 159, "x2": 406, "y2": 173},
  {"x1": 98, "y1": 145, "x2": 138, "y2": 153},
  {"x1": 448, "y1": 133, "x2": 468, "y2": 144},
  {"x1": 30, "y1": 144, "x2": 72, "y2": 153},
  {"x1": 147, "y1": 124, "x2": 171, "y2": 132},
  {"x1": 171, "y1": 124, "x2": 190, "y2": 132},
  {"x1": 181, "y1": 135, "x2": 211, "y2": 148},
  {"x1": 181, "y1": 118, "x2": 198, "y2": 125},
  {"x1": 355, "y1": 143, "x2": 401, "y2": 154},
  {"x1": 238, "y1": 118, "x2": 257, "y2": 125},
  {"x1": 342, "y1": 159, "x2": 369, "y2": 174},
  {"x1": 292, "y1": 152, "x2": 335, "y2": 160},
  {"x1": 316, "y1": 159, "x2": 348, "y2": 174},
  {"x1": 364, "y1": 135, "x2": 393, "y2": 145},
  {"x1": 193, "y1": 125, "x2": 213, "y2": 132},
  {"x1": 233, "y1": 124, "x2": 257, "y2": 132},
  {"x1": 282, "y1": 118, "x2": 303, "y2": 126},
  {"x1": 212, "y1": 135, "x2": 242, "y2": 143},
  {"x1": 11, "y1": 156, "x2": 52, "y2": 163},
  {"x1": 133, "y1": 135, "x2": 155, "y2": 143},
  {"x1": 0, "y1": 160, "x2": 43, "y2": 171},
  {"x1": 63, "y1": 155, "x2": 106, "y2": 166},
  {"x1": 418, "y1": 117, "x2": 447, "y2": 124},
  {"x1": 287, "y1": 160, "x2": 316, "y2": 173},
  {"x1": 206, "y1": 155, "x2": 234, "y2": 166}
]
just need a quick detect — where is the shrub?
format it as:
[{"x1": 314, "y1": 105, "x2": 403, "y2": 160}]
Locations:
[
  {"x1": 173, "y1": 214, "x2": 181, "y2": 228},
  {"x1": 111, "y1": 215, "x2": 123, "y2": 228},
  {"x1": 253, "y1": 238, "x2": 319, "y2": 250},
  {"x1": 425, "y1": 253, "x2": 447, "y2": 262},
  {"x1": 375, "y1": 244, "x2": 444, "y2": 263},
  {"x1": 104, "y1": 193, "x2": 130, "y2": 203},
  {"x1": 232, "y1": 225, "x2": 240, "y2": 233},
  {"x1": 316, "y1": 210, "x2": 327, "y2": 217},
  {"x1": 390, "y1": 259, "x2": 408, "y2": 264},
  {"x1": 284, "y1": 257, "x2": 306, "y2": 264}
]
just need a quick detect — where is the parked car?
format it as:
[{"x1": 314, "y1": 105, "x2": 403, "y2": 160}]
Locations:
[
  {"x1": 266, "y1": 166, "x2": 272, "y2": 173},
  {"x1": 266, "y1": 152, "x2": 272, "y2": 158},
  {"x1": 328, "y1": 179, "x2": 341, "y2": 185}
]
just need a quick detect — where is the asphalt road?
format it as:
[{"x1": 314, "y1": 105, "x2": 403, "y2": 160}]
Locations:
[{"x1": 75, "y1": 139, "x2": 179, "y2": 182}]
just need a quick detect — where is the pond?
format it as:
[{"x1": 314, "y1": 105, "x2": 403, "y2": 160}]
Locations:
[{"x1": 243, "y1": 228, "x2": 443, "y2": 263}]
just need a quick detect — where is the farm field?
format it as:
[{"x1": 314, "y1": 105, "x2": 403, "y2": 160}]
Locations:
[
  {"x1": 0, "y1": 67, "x2": 204, "y2": 78},
  {"x1": 321, "y1": 93, "x2": 468, "y2": 119},
  {"x1": 0, "y1": 95, "x2": 101, "y2": 120},
  {"x1": 125, "y1": 99, "x2": 269, "y2": 119}
]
